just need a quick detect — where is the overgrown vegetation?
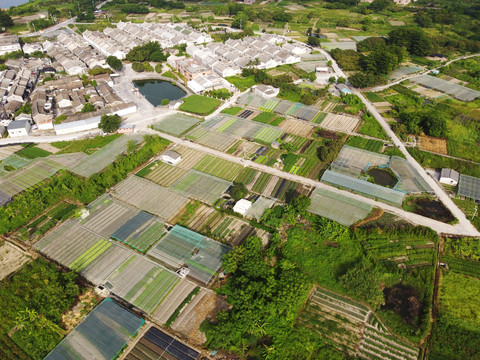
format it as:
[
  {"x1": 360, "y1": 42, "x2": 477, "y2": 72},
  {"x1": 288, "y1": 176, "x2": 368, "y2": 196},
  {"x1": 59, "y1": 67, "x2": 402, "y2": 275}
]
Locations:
[{"x1": 0, "y1": 259, "x2": 81, "y2": 360}]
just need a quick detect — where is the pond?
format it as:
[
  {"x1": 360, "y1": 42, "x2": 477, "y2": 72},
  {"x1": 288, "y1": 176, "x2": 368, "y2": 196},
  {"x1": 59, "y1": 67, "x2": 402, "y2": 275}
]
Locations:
[
  {"x1": 368, "y1": 168, "x2": 398, "y2": 188},
  {"x1": 133, "y1": 79, "x2": 186, "y2": 107}
]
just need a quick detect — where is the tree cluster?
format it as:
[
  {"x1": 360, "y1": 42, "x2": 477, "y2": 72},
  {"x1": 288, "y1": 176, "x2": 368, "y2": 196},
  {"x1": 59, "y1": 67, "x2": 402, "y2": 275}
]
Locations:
[
  {"x1": 98, "y1": 114, "x2": 121, "y2": 133},
  {"x1": 0, "y1": 10, "x2": 14, "y2": 30},
  {"x1": 126, "y1": 41, "x2": 168, "y2": 63},
  {"x1": 150, "y1": 0, "x2": 185, "y2": 9},
  {"x1": 106, "y1": 56, "x2": 122, "y2": 71},
  {"x1": 398, "y1": 106, "x2": 448, "y2": 138},
  {"x1": 0, "y1": 259, "x2": 81, "y2": 359},
  {"x1": 201, "y1": 236, "x2": 312, "y2": 359}
]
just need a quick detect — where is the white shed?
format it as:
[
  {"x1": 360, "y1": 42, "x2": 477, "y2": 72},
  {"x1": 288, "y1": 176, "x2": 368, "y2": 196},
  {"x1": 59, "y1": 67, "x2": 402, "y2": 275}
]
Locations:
[
  {"x1": 233, "y1": 199, "x2": 252, "y2": 216},
  {"x1": 161, "y1": 150, "x2": 182, "y2": 165},
  {"x1": 439, "y1": 168, "x2": 460, "y2": 186}
]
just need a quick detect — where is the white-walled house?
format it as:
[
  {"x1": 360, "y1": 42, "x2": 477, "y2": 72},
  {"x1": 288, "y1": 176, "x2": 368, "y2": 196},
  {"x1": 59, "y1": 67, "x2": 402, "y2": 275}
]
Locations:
[
  {"x1": 161, "y1": 150, "x2": 182, "y2": 165},
  {"x1": 439, "y1": 168, "x2": 460, "y2": 186},
  {"x1": 7, "y1": 120, "x2": 31, "y2": 137}
]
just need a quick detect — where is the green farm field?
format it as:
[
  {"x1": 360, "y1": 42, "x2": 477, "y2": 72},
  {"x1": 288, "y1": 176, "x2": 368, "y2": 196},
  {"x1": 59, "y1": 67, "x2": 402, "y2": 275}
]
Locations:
[{"x1": 179, "y1": 95, "x2": 221, "y2": 116}]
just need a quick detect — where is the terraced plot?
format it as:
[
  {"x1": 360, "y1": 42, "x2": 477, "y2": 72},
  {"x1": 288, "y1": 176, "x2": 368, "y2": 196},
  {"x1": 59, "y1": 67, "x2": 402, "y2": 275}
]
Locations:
[
  {"x1": 143, "y1": 162, "x2": 187, "y2": 187},
  {"x1": 153, "y1": 114, "x2": 200, "y2": 136},
  {"x1": 279, "y1": 118, "x2": 314, "y2": 137},
  {"x1": 185, "y1": 127, "x2": 237, "y2": 151},
  {"x1": 172, "y1": 170, "x2": 231, "y2": 205},
  {"x1": 112, "y1": 176, "x2": 189, "y2": 221},
  {"x1": 321, "y1": 113, "x2": 360, "y2": 133},
  {"x1": 70, "y1": 135, "x2": 143, "y2": 178},
  {"x1": 193, "y1": 154, "x2": 243, "y2": 181},
  {"x1": 80, "y1": 195, "x2": 165, "y2": 252},
  {"x1": 106, "y1": 255, "x2": 180, "y2": 314},
  {"x1": 147, "y1": 225, "x2": 231, "y2": 285},
  {"x1": 177, "y1": 203, "x2": 270, "y2": 246},
  {"x1": 35, "y1": 221, "x2": 111, "y2": 273},
  {"x1": 0, "y1": 158, "x2": 62, "y2": 197},
  {"x1": 300, "y1": 288, "x2": 418, "y2": 360},
  {"x1": 168, "y1": 145, "x2": 205, "y2": 170}
]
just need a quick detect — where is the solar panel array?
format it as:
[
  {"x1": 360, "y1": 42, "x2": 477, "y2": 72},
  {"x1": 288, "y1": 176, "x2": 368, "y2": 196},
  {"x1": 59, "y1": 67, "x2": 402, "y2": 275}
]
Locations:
[{"x1": 125, "y1": 326, "x2": 199, "y2": 360}]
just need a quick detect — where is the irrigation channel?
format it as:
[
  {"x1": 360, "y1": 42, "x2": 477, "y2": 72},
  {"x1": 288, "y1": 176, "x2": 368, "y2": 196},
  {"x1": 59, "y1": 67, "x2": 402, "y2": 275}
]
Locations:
[{"x1": 133, "y1": 79, "x2": 186, "y2": 107}]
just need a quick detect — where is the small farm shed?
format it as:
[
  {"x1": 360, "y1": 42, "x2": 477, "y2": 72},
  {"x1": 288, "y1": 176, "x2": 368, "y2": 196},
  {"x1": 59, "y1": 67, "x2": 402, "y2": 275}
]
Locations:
[
  {"x1": 253, "y1": 84, "x2": 280, "y2": 98},
  {"x1": 233, "y1": 199, "x2": 252, "y2": 216},
  {"x1": 439, "y1": 168, "x2": 459, "y2": 186},
  {"x1": 162, "y1": 150, "x2": 182, "y2": 165}
]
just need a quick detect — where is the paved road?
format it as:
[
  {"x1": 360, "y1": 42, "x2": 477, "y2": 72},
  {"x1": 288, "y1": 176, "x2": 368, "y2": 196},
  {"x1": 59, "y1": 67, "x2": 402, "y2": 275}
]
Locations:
[
  {"x1": 351, "y1": 90, "x2": 479, "y2": 236},
  {"x1": 141, "y1": 126, "x2": 477, "y2": 237}
]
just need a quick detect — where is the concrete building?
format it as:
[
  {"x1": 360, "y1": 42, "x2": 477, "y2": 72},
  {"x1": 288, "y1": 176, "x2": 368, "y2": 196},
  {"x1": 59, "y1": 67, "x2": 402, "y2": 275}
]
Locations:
[
  {"x1": 7, "y1": 120, "x2": 31, "y2": 137},
  {"x1": 0, "y1": 35, "x2": 21, "y2": 56},
  {"x1": 53, "y1": 117, "x2": 101, "y2": 135},
  {"x1": 439, "y1": 168, "x2": 460, "y2": 186},
  {"x1": 188, "y1": 73, "x2": 225, "y2": 94},
  {"x1": 31, "y1": 88, "x2": 53, "y2": 130},
  {"x1": 162, "y1": 150, "x2": 182, "y2": 165},
  {"x1": 233, "y1": 199, "x2": 252, "y2": 216},
  {"x1": 22, "y1": 43, "x2": 44, "y2": 55},
  {"x1": 176, "y1": 58, "x2": 211, "y2": 81}
]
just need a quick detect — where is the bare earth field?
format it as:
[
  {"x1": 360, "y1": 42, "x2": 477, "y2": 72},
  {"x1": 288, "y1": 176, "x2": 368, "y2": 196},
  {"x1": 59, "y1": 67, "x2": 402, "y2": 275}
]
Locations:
[
  {"x1": 172, "y1": 288, "x2": 229, "y2": 347},
  {"x1": 279, "y1": 118, "x2": 314, "y2": 137},
  {"x1": 419, "y1": 135, "x2": 448, "y2": 155},
  {"x1": 0, "y1": 241, "x2": 31, "y2": 280}
]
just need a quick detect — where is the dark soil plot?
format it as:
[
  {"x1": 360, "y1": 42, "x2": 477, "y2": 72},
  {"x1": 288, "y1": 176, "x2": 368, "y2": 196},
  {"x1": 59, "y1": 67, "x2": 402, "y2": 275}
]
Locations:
[
  {"x1": 125, "y1": 326, "x2": 199, "y2": 360},
  {"x1": 383, "y1": 284, "x2": 423, "y2": 328},
  {"x1": 316, "y1": 129, "x2": 340, "y2": 140},
  {"x1": 406, "y1": 198, "x2": 455, "y2": 223}
]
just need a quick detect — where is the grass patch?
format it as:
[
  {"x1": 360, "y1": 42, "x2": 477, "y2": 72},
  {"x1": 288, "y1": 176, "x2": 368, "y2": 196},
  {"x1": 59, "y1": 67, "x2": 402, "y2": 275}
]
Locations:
[
  {"x1": 52, "y1": 134, "x2": 121, "y2": 155},
  {"x1": 162, "y1": 71, "x2": 178, "y2": 80},
  {"x1": 252, "y1": 112, "x2": 277, "y2": 124},
  {"x1": 408, "y1": 148, "x2": 480, "y2": 178},
  {"x1": 357, "y1": 113, "x2": 388, "y2": 140},
  {"x1": 179, "y1": 95, "x2": 221, "y2": 116},
  {"x1": 365, "y1": 92, "x2": 385, "y2": 103},
  {"x1": 225, "y1": 75, "x2": 257, "y2": 91},
  {"x1": 221, "y1": 107, "x2": 243, "y2": 115},
  {"x1": 16, "y1": 145, "x2": 51, "y2": 159},
  {"x1": 346, "y1": 136, "x2": 384, "y2": 153},
  {"x1": 270, "y1": 116, "x2": 285, "y2": 126}
]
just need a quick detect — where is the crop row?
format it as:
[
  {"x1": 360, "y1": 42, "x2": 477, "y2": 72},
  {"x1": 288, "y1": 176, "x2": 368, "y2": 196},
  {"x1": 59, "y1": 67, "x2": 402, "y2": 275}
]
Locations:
[
  {"x1": 441, "y1": 255, "x2": 480, "y2": 278},
  {"x1": 193, "y1": 154, "x2": 243, "y2": 181}
]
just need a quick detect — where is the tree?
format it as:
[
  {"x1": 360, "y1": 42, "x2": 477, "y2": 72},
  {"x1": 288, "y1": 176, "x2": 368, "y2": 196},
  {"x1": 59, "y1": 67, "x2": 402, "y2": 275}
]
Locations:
[
  {"x1": 132, "y1": 61, "x2": 144, "y2": 72},
  {"x1": 232, "y1": 12, "x2": 248, "y2": 29},
  {"x1": 388, "y1": 27, "x2": 432, "y2": 56},
  {"x1": 161, "y1": 98, "x2": 170, "y2": 106},
  {"x1": 98, "y1": 114, "x2": 121, "y2": 133},
  {"x1": 307, "y1": 36, "x2": 320, "y2": 47},
  {"x1": 81, "y1": 103, "x2": 95, "y2": 113},
  {"x1": 0, "y1": 10, "x2": 14, "y2": 30},
  {"x1": 231, "y1": 183, "x2": 248, "y2": 200},
  {"x1": 106, "y1": 56, "x2": 123, "y2": 71},
  {"x1": 155, "y1": 63, "x2": 162, "y2": 73}
]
